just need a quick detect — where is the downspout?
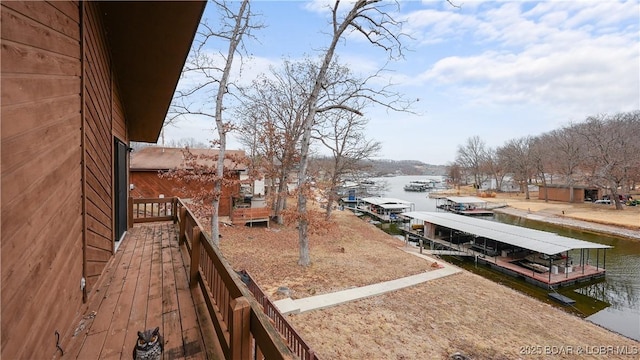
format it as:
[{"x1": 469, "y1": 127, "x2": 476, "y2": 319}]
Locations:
[{"x1": 80, "y1": 1, "x2": 88, "y2": 303}]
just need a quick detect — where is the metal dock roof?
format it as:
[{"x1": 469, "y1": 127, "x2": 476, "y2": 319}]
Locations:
[
  {"x1": 443, "y1": 196, "x2": 488, "y2": 204},
  {"x1": 401, "y1": 211, "x2": 611, "y2": 255},
  {"x1": 361, "y1": 197, "x2": 414, "y2": 209}
]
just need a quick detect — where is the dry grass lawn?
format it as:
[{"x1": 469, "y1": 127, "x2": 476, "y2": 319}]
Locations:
[{"x1": 216, "y1": 197, "x2": 638, "y2": 360}]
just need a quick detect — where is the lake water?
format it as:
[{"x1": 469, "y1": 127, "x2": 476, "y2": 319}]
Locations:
[{"x1": 371, "y1": 175, "x2": 640, "y2": 341}]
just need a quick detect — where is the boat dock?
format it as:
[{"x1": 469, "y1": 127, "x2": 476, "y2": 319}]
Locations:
[
  {"x1": 434, "y1": 196, "x2": 495, "y2": 216},
  {"x1": 401, "y1": 212, "x2": 612, "y2": 289},
  {"x1": 352, "y1": 197, "x2": 415, "y2": 223}
]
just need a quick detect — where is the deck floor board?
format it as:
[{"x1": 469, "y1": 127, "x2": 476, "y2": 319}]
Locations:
[{"x1": 58, "y1": 223, "x2": 223, "y2": 359}]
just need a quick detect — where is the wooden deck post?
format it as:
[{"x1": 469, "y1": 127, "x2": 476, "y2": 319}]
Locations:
[
  {"x1": 229, "y1": 296, "x2": 251, "y2": 360},
  {"x1": 172, "y1": 197, "x2": 178, "y2": 223},
  {"x1": 190, "y1": 226, "x2": 201, "y2": 288},
  {"x1": 128, "y1": 196, "x2": 134, "y2": 229},
  {"x1": 178, "y1": 207, "x2": 187, "y2": 245}
]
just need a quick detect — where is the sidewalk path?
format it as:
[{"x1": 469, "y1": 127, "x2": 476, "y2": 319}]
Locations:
[{"x1": 273, "y1": 249, "x2": 461, "y2": 315}]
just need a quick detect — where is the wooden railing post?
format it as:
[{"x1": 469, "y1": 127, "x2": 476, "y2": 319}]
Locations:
[
  {"x1": 229, "y1": 296, "x2": 251, "y2": 360},
  {"x1": 128, "y1": 197, "x2": 134, "y2": 229},
  {"x1": 172, "y1": 197, "x2": 178, "y2": 223},
  {"x1": 190, "y1": 226, "x2": 201, "y2": 288},
  {"x1": 178, "y1": 207, "x2": 187, "y2": 245}
]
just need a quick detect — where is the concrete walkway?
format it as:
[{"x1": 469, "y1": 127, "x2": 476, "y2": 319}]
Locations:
[{"x1": 273, "y1": 249, "x2": 461, "y2": 315}]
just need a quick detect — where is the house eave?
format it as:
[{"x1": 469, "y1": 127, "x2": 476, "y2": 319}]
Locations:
[{"x1": 100, "y1": 1, "x2": 206, "y2": 142}]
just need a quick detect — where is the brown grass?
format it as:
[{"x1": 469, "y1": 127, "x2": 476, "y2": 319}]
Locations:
[{"x1": 218, "y1": 198, "x2": 638, "y2": 360}]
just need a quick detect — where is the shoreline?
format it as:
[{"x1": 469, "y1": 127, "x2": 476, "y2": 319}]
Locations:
[
  {"x1": 493, "y1": 206, "x2": 640, "y2": 241},
  {"x1": 218, "y1": 203, "x2": 639, "y2": 359}
]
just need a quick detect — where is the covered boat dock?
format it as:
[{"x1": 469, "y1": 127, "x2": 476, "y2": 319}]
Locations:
[
  {"x1": 435, "y1": 196, "x2": 494, "y2": 216},
  {"x1": 356, "y1": 197, "x2": 415, "y2": 222},
  {"x1": 401, "y1": 212, "x2": 612, "y2": 289}
]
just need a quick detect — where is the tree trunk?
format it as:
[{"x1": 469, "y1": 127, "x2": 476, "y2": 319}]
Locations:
[
  {"x1": 211, "y1": 0, "x2": 249, "y2": 245},
  {"x1": 325, "y1": 193, "x2": 335, "y2": 220},
  {"x1": 296, "y1": 6, "x2": 348, "y2": 267},
  {"x1": 274, "y1": 174, "x2": 288, "y2": 225},
  {"x1": 569, "y1": 184, "x2": 574, "y2": 203},
  {"x1": 297, "y1": 212, "x2": 310, "y2": 266},
  {"x1": 611, "y1": 181, "x2": 623, "y2": 210}
]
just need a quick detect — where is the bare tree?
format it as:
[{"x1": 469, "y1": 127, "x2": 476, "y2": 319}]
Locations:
[
  {"x1": 482, "y1": 147, "x2": 506, "y2": 192},
  {"x1": 166, "y1": 137, "x2": 210, "y2": 149},
  {"x1": 498, "y1": 137, "x2": 534, "y2": 199},
  {"x1": 543, "y1": 126, "x2": 583, "y2": 202},
  {"x1": 237, "y1": 60, "x2": 316, "y2": 224},
  {"x1": 169, "y1": 0, "x2": 257, "y2": 244},
  {"x1": 314, "y1": 108, "x2": 381, "y2": 219},
  {"x1": 446, "y1": 162, "x2": 463, "y2": 191},
  {"x1": 295, "y1": 0, "x2": 412, "y2": 266},
  {"x1": 455, "y1": 136, "x2": 488, "y2": 189},
  {"x1": 530, "y1": 135, "x2": 554, "y2": 202},
  {"x1": 575, "y1": 111, "x2": 640, "y2": 209}
]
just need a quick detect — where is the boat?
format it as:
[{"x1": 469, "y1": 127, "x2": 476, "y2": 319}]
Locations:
[{"x1": 403, "y1": 180, "x2": 434, "y2": 192}]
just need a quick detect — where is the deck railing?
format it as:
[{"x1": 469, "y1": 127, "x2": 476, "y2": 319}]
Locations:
[
  {"x1": 128, "y1": 197, "x2": 295, "y2": 359},
  {"x1": 174, "y1": 199, "x2": 295, "y2": 360},
  {"x1": 230, "y1": 207, "x2": 271, "y2": 225},
  {"x1": 129, "y1": 197, "x2": 177, "y2": 224},
  {"x1": 240, "y1": 270, "x2": 319, "y2": 360}
]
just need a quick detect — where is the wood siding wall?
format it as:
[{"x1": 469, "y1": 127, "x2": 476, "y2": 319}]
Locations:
[
  {"x1": 83, "y1": 2, "x2": 116, "y2": 292},
  {"x1": 2, "y1": 2, "x2": 132, "y2": 358},
  {"x1": 1, "y1": 2, "x2": 83, "y2": 359},
  {"x1": 538, "y1": 186, "x2": 597, "y2": 203},
  {"x1": 130, "y1": 171, "x2": 238, "y2": 216}
]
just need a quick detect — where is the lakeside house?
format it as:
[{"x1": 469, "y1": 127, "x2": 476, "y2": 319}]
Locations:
[
  {"x1": 130, "y1": 147, "x2": 247, "y2": 217},
  {"x1": 1, "y1": 2, "x2": 206, "y2": 358}
]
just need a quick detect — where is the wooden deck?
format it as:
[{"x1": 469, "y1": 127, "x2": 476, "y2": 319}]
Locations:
[{"x1": 57, "y1": 223, "x2": 223, "y2": 359}]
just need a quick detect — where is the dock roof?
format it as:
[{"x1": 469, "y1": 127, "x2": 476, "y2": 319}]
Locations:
[
  {"x1": 361, "y1": 197, "x2": 414, "y2": 209},
  {"x1": 444, "y1": 196, "x2": 487, "y2": 204},
  {"x1": 401, "y1": 212, "x2": 611, "y2": 255}
]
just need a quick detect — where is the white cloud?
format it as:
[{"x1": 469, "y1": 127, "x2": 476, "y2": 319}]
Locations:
[{"x1": 405, "y1": 1, "x2": 638, "y2": 115}]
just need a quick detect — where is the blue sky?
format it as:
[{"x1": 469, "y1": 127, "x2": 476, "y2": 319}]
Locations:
[{"x1": 163, "y1": 0, "x2": 640, "y2": 165}]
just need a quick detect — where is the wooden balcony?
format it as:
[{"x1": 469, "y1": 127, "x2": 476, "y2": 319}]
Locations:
[
  {"x1": 58, "y1": 222, "x2": 221, "y2": 359},
  {"x1": 58, "y1": 198, "x2": 299, "y2": 360}
]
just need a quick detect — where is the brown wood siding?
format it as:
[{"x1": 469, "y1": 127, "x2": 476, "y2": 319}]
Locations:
[
  {"x1": 83, "y1": 2, "x2": 115, "y2": 292},
  {"x1": 0, "y1": 2, "x2": 83, "y2": 359},
  {"x1": 130, "y1": 171, "x2": 238, "y2": 216},
  {"x1": 538, "y1": 186, "x2": 591, "y2": 203},
  {"x1": 112, "y1": 82, "x2": 127, "y2": 141}
]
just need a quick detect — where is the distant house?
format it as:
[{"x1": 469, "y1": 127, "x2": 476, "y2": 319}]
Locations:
[
  {"x1": 0, "y1": 2, "x2": 205, "y2": 359},
  {"x1": 130, "y1": 147, "x2": 247, "y2": 216},
  {"x1": 538, "y1": 184, "x2": 601, "y2": 203}
]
